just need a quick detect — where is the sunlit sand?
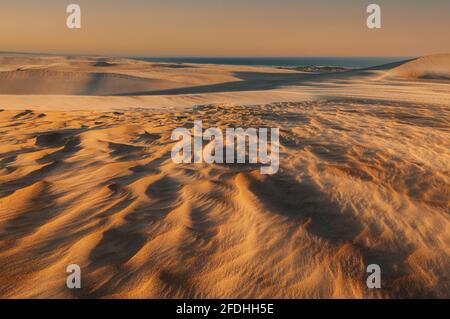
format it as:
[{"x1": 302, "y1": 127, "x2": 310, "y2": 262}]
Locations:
[{"x1": 0, "y1": 54, "x2": 449, "y2": 298}]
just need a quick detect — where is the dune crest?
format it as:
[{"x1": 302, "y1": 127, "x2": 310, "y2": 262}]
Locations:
[{"x1": 385, "y1": 54, "x2": 450, "y2": 80}]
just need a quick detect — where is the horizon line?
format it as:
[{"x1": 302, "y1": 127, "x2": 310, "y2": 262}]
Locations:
[{"x1": 0, "y1": 50, "x2": 418, "y2": 59}]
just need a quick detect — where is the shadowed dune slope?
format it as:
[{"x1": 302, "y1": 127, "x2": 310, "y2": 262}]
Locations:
[
  {"x1": 0, "y1": 55, "x2": 289, "y2": 96},
  {"x1": 0, "y1": 70, "x2": 181, "y2": 95}
]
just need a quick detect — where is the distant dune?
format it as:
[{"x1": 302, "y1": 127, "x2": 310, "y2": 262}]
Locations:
[
  {"x1": 0, "y1": 56, "x2": 189, "y2": 95},
  {"x1": 0, "y1": 69, "x2": 182, "y2": 95},
  {"x1": 385, "y1": 54, "x2": 450, "y2": 80},
  {"x1": 0, "y1": 55, "x2": 280, "y2": 96},
  {"x1": 0, "y1": 54, "x2": 450, "y2": 109}
]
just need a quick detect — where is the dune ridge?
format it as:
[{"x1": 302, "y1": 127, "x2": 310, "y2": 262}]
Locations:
[{"x1": 385, "y1": 54, "x2": 450, "y2": 80}]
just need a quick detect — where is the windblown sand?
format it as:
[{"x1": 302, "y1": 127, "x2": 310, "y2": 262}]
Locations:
[
  {"x1": 0, "y1": 100, "x2": 448, "y2": 298},
  {"x1": 0, "y1": 54, "x2": 449, "y2": 298}
]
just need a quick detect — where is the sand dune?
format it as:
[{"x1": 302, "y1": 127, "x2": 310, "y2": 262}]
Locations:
[
  {"x1": 0, "y1": 54, "x2": 449, "y2": 298},
  {"x1": 1, "y1": 54, "x2": 450, "y2": 111},
  {"x1": 0, "y1": 69, "x2": 184, "y2": 95},
  {"x1": 385, "y1": 54, "x2": 450, "y2": 80},
  {"x1": 0, "y1": 102, "x2": 449, "y2": 299},
  {"x1": 0, "y1": 55, "x2": 288, "y2": 97}
]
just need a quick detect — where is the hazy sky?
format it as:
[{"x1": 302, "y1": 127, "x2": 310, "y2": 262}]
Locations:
[{"x1": 1, "y1": 0, "x2": 449, "y2": 56}]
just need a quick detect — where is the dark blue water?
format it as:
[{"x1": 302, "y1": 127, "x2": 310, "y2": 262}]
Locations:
[{"x1": 136, "y1": 57, "x2": 411, "y2": 69}]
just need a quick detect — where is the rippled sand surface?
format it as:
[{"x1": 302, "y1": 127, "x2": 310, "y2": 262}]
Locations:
[{"x1": 0, "y1": 99, "x2": 448, "y2": 298}]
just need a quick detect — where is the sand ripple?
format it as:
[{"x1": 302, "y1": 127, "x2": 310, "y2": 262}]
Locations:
[{"x1": 0, "y1": 101, "x2": 449, "y2": 298}]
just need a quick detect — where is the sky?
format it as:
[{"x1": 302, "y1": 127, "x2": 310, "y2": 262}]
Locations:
[{"x1": 1, "y1": 0, "x2": 449, "y2": 57}]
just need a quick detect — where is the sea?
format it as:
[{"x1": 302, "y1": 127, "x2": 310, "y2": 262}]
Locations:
[{"x1": 136, "y1": 57, "x2": 411, "y2": 69}]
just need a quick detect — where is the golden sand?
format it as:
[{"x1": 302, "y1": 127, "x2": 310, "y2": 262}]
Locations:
[{"x1": 0, "y1": 55, "x2": 449, "y2": 298}]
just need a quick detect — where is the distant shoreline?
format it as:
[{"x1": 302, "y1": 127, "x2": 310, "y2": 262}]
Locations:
[
  {"x1": 135, "y1": 56, "x2": 411, "y2": 69},
  {"x1": 0, "y1": 52, "x2": 411, "y2": 69}
]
